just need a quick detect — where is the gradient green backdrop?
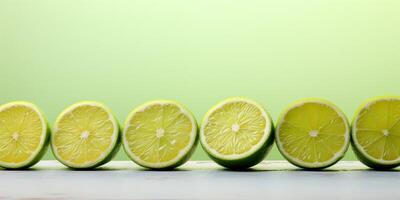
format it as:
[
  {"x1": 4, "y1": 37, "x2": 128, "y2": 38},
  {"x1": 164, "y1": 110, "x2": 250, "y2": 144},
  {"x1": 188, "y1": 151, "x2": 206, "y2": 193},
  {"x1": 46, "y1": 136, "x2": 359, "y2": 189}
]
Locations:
[{"x1": 1, "y1": 0, "x2": 399, "y2": 161}]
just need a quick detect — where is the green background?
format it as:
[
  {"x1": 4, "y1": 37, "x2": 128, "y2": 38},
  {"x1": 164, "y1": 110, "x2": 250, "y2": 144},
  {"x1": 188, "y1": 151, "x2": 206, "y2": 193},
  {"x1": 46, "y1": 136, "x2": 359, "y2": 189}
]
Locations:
[{"x1": 1, "y1": 0, "x2": 399, "y2": 161}]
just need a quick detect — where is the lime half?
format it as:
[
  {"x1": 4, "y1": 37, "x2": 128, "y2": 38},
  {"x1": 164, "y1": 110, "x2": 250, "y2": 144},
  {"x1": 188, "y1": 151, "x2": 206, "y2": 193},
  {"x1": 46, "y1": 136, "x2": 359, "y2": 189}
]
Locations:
[
  {"x1": 51, "y1": 102, "x2": 120, "y2": 169},
  {"x1": 352, "y1": 97, "x2": 400, "y2": 169},
  {"x1": 123, "y1": 100, "x2": 198, "y2": 169},
  {"x1": 276, "y1": 99, "x2": 350, "y2": 169},
  {"x1": 0, "y1": 102, "x2": 49, "y2": 169},
  {"x1": 200, "y1": 97, "x2": 274, "y2": 169}
]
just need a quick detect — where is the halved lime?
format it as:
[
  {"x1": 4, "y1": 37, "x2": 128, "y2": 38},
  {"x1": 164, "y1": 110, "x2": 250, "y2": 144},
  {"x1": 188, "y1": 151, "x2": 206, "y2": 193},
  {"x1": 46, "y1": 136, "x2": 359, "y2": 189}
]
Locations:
[
  {"x1": 200, "y1": 97, "x2": 274, "y2": 169},
  {"x1": 123, "y1": 100, "x2": 198, "y2": 169},
  {"x1": 276, "y1": 99, "x2": 350, "y2": 169},
  {"x1": 0, "y1": 101, "x2": 49, "y2": 169},
  {"x1": 51, "y1": 102, "x2": 120, "y2": 169},
  {"x1": 352, "y1": 97, "x2": 400, "y2": 169}
]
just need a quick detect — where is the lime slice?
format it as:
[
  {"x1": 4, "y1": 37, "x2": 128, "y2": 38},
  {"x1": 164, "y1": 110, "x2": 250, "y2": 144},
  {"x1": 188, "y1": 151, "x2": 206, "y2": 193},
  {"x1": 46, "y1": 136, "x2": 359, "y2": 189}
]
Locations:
[
  {"x1": 0, "y1": 102, "x2": 49, "y2": 169},
  {"x1": 352, "y1": 97, "x2": 400, "y2": 169},
  {"x1": 200, "y1": 97, "x2": 274, "y2": 169},
  {"x1": 123, "y1": 100, "x2": 198, "y2": 169},
  {"x1": 276, "y1": 99, "x2": 350, "y2": 169},
  {"x1": 51, "y1": 102, "x2": 120, "y2": 169}
]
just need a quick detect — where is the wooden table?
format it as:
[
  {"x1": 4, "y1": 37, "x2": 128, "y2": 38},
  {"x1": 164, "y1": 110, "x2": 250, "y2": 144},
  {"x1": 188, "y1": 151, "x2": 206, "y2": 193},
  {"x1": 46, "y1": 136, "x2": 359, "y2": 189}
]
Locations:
[{"x1": 0, "y1": 161, "x2": 399, "y2": 199}]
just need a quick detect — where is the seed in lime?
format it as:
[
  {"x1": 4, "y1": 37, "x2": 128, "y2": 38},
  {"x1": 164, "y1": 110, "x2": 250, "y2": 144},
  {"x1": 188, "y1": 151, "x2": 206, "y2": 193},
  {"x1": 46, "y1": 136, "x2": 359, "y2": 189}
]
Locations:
[
  {"x1": 200, "y1": 97, "x2": 274, "y2": 169},
  {"x1": 51, "y1": 102, "x2": 120, "y2": 169},
  {"x1": 352, "y1": 97, "x2": 400, "y2": 169},
  {"x1": 0, "y1": 102, "x2": 49, "y2": 169},
  {"x1": 123, "y1": 100, "x2": 198, "y2": 169},
  {"x1": 276, "y1": 99, "x2": 350, "y2": 169}
]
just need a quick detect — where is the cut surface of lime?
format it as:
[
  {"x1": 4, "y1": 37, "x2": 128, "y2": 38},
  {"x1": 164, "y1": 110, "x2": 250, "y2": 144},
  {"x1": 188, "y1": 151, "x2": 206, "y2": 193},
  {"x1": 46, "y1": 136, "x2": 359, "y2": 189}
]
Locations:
[
  {"x1": 123, "y1": 100, "x2": 197, "y2": 169},
  {"x1": 52, "y1": 102, "x2": 119, "y2": 169},
  {"x1": 276, "y1": 99, "x2": 349, "y2": 169},
  {"x1": 200, "y1": 97, "x2": 273, "y2": 169},
  {"x1": 352, "y1": 97, "x2": 400, "y2": 169},
  {"x1": 0, "y1": 102, "x2": 49, "y2": 169}
]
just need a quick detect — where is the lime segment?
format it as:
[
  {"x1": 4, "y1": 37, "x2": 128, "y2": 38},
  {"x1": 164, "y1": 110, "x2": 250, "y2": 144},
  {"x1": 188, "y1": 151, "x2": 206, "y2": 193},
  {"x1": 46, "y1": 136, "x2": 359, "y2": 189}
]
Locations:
[
  {"x1": 0, "y1": 102, "x2": 49, "y2": 169},
  {"x1": 200, "y1": 98, "x2": 273, "y2": 169},
  {"x1": 123, "y1": 101, "x2": 198, "y2": 169},
  {"x1": 52, "y1": 102, "x2": 119, "y2": 169},
  {"x1": 276, "y1": 99, "x2": 349, "y2": 169},
  {"x1": 352, "y1": 97, "x2": 400, "y2": 169}
]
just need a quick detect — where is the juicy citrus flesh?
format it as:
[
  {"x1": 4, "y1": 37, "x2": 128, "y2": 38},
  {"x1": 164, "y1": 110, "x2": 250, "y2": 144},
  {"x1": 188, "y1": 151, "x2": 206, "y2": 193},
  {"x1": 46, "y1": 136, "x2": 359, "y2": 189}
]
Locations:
[
  {"x1": 125, "y1": 103, "x2": 193, "y2": 164},
  {"x1": 203, "y1": 101, "x2": 267, "y2": 156},
  {"x1": 278, "y1": 102, "x2": 347, "y2": 164},
  {"x1": 354, "y1": 99, "x2": 400, "y2": 162},
  {"x1": 0, "y1": 104, "x2": 44, "y2": 165},
  {"x1": 53, "y1": 104, "x2": 116, "y2": 166}
]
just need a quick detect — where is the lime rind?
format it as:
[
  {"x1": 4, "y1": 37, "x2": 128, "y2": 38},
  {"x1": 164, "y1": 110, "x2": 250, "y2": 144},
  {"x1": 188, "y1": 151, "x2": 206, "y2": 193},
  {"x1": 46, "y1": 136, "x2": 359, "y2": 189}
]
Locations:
[
  {"x1": 200, "y1": 97, "x2": 274, "y2": 169},
  {"x1": 122, "y1": 100, "x2": 198, "y2": 169},
  {"x1": 51, "y1": 101, "x2": 120, "y2": 169},
  {"x1": 0, "y1": 101, "x2": 50, "y2": 169},
  {"x1": 275, "y1": 98, "x2": 350, "y2": 169},
  {"x1": 351, "y1": 96, "x2": 400, "y2": 169}
]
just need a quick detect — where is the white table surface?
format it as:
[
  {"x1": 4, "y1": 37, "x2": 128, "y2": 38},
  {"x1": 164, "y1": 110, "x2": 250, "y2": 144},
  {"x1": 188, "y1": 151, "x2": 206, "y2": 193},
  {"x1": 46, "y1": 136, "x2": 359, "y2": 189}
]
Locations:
[{"x1": 0, "y1": 161, "x2": 399, "y2": 200}]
